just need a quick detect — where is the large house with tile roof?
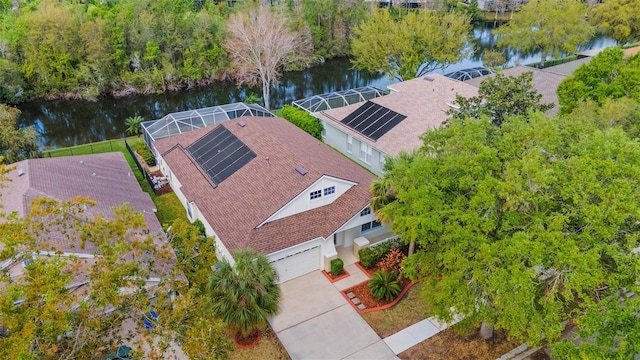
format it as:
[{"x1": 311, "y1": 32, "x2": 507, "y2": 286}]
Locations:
[
  {"x1": 311, "y1": 74, "x2": 479, "y2": 175},
  {"x1": 153, "y1": 116, "x2": 394, "y2": 283}
]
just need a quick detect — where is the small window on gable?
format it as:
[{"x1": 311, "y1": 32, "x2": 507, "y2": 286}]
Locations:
[
  {"x1": 346, "y1": 135, "x2": 353, "y2": 154},
  {"x1": 360, "y1": 207, "x2": 371, "y2": 216},
  {"x1": 310, "y1": 190, "x2": 322, "y2": 200},
  {"x1": 324, "y1": 186, "x2": 335, "y2": 196}
]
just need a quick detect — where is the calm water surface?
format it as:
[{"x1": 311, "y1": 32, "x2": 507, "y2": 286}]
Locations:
[{"x1": 17, "y1": 24, "x2": 615, "y2": 149}]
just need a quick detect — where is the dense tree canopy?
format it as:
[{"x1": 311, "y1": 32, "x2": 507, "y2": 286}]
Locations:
[
  {"x1": 448, "y1": 72, "x2": 554, "y2": 126},
  {"x1": 557, "y1": 47, "x2": 640, "y2": 115},
  {"x1": 0, "y1": 105, "x2": 40, "y2": 164},
  {"x1": 589, "y1": 0, "x2": 640, "y2": 45},
  {"x1": 351, "y1": 9, "x2": 471, "y2": 81},
  {"x1": 494, "y1": 0, "x2": 594, "y2": 68},
  {"x1": 376, "y1": 111, "x2": 640, "y2": 353},
  {"x1": 0, "y1": 198, "x2": 177, "y2": 359},
  {"x1": 0, "y1": 195, "x2": 231, "y2": 359}
]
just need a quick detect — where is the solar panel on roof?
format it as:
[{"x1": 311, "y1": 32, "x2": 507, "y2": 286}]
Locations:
[
  {"x1": 340, "y1": 101, "x2": 406, "y2": 141},
  {"x1": 187, "y1": 126, "x2": 256, "y2": 185}
]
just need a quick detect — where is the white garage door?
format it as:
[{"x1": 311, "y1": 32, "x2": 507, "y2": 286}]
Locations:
[{"x1": 270, "y1": 246, "x2": 321, "y2": 283}]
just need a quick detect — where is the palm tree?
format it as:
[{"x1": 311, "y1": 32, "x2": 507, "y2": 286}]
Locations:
[
  {"x1": 124, "y1": 115, "x2": 144, "y2": 137},
  {"x1": 208, "y1": 249, "x2": 280, "y2": 343}
]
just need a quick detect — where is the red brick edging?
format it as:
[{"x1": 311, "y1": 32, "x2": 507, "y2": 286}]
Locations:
[
  {"x1": 354, "y1": 261, "x2": 372, "y2": 278},
  {"x1": 341, "y1": 280, "x2": 417, "y2": 313},
  {"x1": 322, "y1": 269, "x2": 351, "y2": 283}
]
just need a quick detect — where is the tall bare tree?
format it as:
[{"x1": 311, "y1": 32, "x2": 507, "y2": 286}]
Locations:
[{"x1": 225, "y1": 6, "x2": 312, "y2": 110}]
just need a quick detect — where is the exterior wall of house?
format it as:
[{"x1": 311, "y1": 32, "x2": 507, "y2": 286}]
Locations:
[
  {"x1": 262, "y1": 176, "x2": 356, "y2": 224},
  {"x1": 320, "y1": 120, "x2": 387, "y2": 175},
  {"x1": 332, "y1": 207, "x2": 393, "y2": 247},
  {"x1": 157, "y1": 153, "x2": 234, "y2": 263}
]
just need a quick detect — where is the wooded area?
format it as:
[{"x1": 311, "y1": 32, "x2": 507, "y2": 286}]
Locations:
[
  {"x1": 0, "y1": 0, "x2": 368, "y2": 104},
  {"x1": 2, "y1": 0, "x2": 636, "y2": 105}
]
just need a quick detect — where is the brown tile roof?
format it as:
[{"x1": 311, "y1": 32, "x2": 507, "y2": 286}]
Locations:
[
  {"x1": 624, "y1": 46, "x2": 640, "y2": 57},
  {"x1": 465, "y1": 66, "x2": 564, "y2": 116},
  {"x1": 0, "y1": 153, "x2": 164, "y2": 254},
  {"x1": 153, "y1": 116, "x2": 376, "y2": 254},
  {"x1": 315, "y1": 74, "x2": 479, "y2": 156}
]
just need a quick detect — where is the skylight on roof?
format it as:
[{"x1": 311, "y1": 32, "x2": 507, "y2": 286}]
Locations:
[
  {"x1": 340, "y1": 101, "x2": 407, "y2": 141},
  {"x1": 187, "y1": 126, "x2": 256, "y2": 185}
]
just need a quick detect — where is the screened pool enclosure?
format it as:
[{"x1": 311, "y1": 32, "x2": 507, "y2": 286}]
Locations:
[
  {"x1": 142, "y1": 103, "x2": 273, "y2": 146},
  {"x1": 292, "y1": 86, "x2": 388, "y2": 113}
]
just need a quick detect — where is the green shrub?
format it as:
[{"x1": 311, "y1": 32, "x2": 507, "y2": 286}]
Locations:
[
  {"x1": 280, "y1": 105, "x2": 323, "y2": 140},
  {"x1": 330, "y1": 258, "x2": 344, "y2": 276},
  {"x1": 368, "y1": 269, "x2": 402, "y2": 301},
  {"x1": 359, "y1": 247, "x2": 377, "y2": 268},
  {"x1": 135, "y1": 142, "x2": 156, "y2": 166},
  {"x1": 192, "y1": 219, "x2": 206, "y2": 237},
  {"x1": 359, "y1": 238, "x2": 410, "y2": 269}
]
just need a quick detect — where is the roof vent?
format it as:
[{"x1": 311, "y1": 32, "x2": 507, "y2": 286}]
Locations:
[
  {"x1": 295, "y1": 166, "x2": 308, "y2": 176},
  {"x1": 92, "y1": 172, "x2": 97, "y2": 177},
  {"x1": 237, "y1": 120, "x2": 246, "y2": 127},
  {"x1": 80, "y1": 160, "x2": 84, "y2": 165},
  {"x1": 17, "y1": 168, "x2": 26, "y2": 176},
  {"x1": 424, "y1": 76, "x2": 435, "y2": 82}
]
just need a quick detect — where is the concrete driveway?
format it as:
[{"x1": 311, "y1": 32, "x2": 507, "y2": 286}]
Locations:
[{"x1": 269, "y1": 271, "x2": 398, "y2": 360}]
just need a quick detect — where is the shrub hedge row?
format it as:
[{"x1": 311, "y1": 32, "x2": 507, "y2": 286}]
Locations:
[
  {"x1": 135, "y1": 142, "x2": 156, "y2": 166},
  {"x1": 280, "y1": 105, "x2": 324, "y2": 140}
]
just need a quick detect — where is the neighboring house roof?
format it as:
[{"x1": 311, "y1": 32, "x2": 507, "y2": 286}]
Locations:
[
  {"x1": 315, "y1": 74, "x2": 479, "y2": 157},
  {"x1": 154, "y1": 116, "x2": 376, "y2": 254},
  {"x1": 624, "y1": 46, "x2": 640, "y2": 58},
  {"x1": 465, "y1": 66, "x2": 569, "y2": 116},
  {"x1": 0, "y1": 153, "x2": 164, "y2": 254},
  {"x1": 542, "y1": 57, "x2": 591, "y2": 76}
]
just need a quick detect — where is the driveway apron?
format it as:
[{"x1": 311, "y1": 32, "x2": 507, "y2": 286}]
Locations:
[{"x1": 269, "y1": 270, "x2": 399, "y2": 360}]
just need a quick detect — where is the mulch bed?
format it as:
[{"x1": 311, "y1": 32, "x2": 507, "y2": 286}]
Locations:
[
  {"x1": 148, "y1": 170, "x2": 173, "y2": 195},
  {"x1": 234, "y1": 329, "x2": 262, "y2": 349},
  {"x1": 399, "y1": 327, "x2": 521, "y2": 360},
  {"x1": 355, "y1": 262, "x2": 382, "y2": 277},
  {"x1": 343, "y1": 276, "x2": 412, "y2": 310},
  {"x1": 322, "y1": 269, "x2": 350, "y2": 283}
]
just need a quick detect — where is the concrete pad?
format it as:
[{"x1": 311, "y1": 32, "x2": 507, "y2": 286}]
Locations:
[
  {"x1": 333, "y1": 263, "x2": 370, "y2": 291},
  {"x1": 277, "y1": 304, "x2": 381, "y2": 360},
  {"x1": 270, "y1": 271, "x2": 346, "y2": 333},
  {"x1": 383, "y1": 319, "x2": 440, "y2": 354},
  {"x1": 427, "y1": 313, "x2": 464, "y2": 331},
  {"x1": 343, "y1": 340, "x2": 400, "y2": 360}
]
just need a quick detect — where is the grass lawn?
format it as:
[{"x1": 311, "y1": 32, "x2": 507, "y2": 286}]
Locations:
[
  {"x1": 229, "y1": 326, "x2": 290, "y2": 360},
  {"x1": 44, "y1": 137, "x2": 188, "y2": 227},
  {"x1": 361, "y1": 282, "x2": 433, "y2": 338}
]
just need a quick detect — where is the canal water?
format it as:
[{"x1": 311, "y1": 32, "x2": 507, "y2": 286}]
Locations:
[{"x1": 17, "y1": 24, "x2": 615, "y2": 149}]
